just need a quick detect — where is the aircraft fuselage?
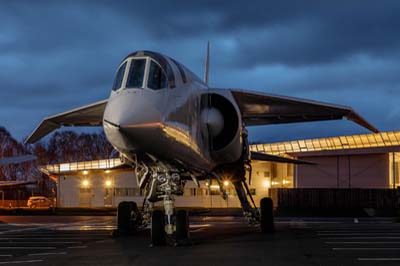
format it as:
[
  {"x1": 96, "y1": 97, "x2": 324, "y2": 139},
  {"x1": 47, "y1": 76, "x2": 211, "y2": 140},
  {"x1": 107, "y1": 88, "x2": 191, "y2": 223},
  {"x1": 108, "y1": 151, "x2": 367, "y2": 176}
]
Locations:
[{"x1": 102, "y1": 52, "x2": 243, "y2": 173}]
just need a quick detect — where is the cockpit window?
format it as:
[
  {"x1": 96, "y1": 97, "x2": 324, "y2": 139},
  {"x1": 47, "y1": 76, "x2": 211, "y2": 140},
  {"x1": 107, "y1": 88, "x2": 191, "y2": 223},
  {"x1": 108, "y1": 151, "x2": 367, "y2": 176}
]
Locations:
[
  {"x1": 147, "y1": 61, "x2": 167, "y2": 90},
  {"x1": 112, "y1": 62, "x2": 126, "y2": 91},
  {"x1": 126, "y1": 59, "x2": 146, "y2": 88}
]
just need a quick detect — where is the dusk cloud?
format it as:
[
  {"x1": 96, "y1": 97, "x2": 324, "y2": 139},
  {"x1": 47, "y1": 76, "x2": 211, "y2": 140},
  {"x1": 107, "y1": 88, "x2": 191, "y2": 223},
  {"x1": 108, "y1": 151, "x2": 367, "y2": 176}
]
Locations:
[{"x1": 1, "y1": 0, "x2": 400, "y2": 142}]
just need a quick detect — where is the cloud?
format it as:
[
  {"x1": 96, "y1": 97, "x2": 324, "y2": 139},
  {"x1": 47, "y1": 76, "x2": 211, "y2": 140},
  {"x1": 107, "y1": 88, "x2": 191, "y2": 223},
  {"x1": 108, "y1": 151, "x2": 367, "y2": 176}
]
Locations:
[{"x1": 0, "y1": 0, "x2": 399, "y2": 141}]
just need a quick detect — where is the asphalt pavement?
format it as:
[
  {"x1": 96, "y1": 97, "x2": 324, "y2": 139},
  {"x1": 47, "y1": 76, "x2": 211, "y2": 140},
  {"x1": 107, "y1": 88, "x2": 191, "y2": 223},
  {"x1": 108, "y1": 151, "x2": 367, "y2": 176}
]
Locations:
[{"x1": 0, "y1": 216, "x2": 398, "y2": 265}]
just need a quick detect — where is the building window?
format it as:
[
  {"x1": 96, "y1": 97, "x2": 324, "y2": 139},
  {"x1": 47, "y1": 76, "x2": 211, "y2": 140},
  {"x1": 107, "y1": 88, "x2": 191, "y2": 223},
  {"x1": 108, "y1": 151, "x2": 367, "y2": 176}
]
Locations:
[
  {"x1": 114, "y1": 188, "x2": 142, "y2": 197},
  {"x1": 80, "y1": 188, "x2": 92, "y2": 193},
  {"x1": 183, "y1": 188, "x2": 197, "y2": 197},
  {"x1": 271, "y1": 163, "x2": 278, "y2": 178},
  {"x1": 287, "y1": 164, "x2": 294, "y2": 176}
]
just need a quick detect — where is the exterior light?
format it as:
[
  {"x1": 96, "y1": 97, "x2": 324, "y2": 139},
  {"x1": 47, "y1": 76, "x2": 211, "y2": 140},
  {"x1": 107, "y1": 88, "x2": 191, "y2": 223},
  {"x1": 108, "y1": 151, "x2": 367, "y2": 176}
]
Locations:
[
  {"x1": 105, "y1": 180, "x2": 112, "y2": 187},
  {"x1": 271, "y1": 181, "x2": 279, "y2": 186},
  {"x1": 282, "y1": 180, "x2": 290, "y2": 185},
  {"x1": 82, "y1": 179, "x2": 89, "y2": 187},
  {"x1": 105, "y1": 170, "x2": 110, "y2": 174},
  {"x1": 205, "y1": 182, "x2": 209, "y2": 186},
  {"x1": 210, "y1": 185, "x2": 220, "y2": 190},
  {"x1": 223, "y1": 180, "x2": 229, "y2": 187},
  {"x1": 263, "y1": 180, "x2": 270, "y2": 188},
  {"x1": 83, "y1": 170, "x2": 89, "y2": 175}
]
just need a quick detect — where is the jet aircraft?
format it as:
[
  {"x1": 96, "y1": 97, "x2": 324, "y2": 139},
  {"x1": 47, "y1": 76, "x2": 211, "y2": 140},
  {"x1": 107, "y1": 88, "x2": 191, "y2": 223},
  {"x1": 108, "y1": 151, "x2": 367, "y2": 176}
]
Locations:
[{"x1": 26, "y1": 46, "x2": 377, "y2": 245}]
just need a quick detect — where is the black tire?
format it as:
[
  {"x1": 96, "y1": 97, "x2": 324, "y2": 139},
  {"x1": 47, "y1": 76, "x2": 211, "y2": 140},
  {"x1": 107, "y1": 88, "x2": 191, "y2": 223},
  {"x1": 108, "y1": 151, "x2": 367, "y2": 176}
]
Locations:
[
  {"x1": 176, "y1": 210, "x2": 189, "y2": 244},
  {"x1": 117, "y1": 201, "x2": 132, "y2": 235},
  {"x1": 151, "y1": 210, "x2": 166, "y2": 246},
  {"x1": 260, "y1": 197, "x2": 275, "y2": 233},
  {"x1": 128, "y1": 201, "x2": 140, "y2": 232}
]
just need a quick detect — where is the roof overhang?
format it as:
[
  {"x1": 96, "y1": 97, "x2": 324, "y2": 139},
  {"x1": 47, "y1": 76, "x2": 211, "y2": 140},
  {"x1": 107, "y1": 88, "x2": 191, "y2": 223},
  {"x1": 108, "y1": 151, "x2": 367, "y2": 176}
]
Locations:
[{"x1": 288, "y1": 145, "x2": 400, "y2": 157}]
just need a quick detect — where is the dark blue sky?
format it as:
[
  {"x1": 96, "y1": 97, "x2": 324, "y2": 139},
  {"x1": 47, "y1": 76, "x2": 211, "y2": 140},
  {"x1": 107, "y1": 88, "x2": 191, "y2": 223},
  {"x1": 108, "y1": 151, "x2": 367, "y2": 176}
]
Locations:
[{"x1": 1, "y1": 1, "x2": 400, "y2": 143}]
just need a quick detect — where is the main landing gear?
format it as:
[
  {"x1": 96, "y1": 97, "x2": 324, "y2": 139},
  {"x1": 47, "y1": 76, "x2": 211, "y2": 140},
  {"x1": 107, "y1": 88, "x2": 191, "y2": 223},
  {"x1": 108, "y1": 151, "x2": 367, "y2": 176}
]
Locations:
[
  {"x1": 114, "y1": 170, "x2": 191, "y2": 246},
  {"x1": 113, "y1": 201, "x2": 142, "y2": 237},
  {"x1": 260, "y1": 197, "x2": 275, "y2": 233},
  {"x1": 232, "y1": 180, "x2": 275, "y2": 233},
  {"x1": 114, "y1": 167, "x2": 274, "y2": 244}
]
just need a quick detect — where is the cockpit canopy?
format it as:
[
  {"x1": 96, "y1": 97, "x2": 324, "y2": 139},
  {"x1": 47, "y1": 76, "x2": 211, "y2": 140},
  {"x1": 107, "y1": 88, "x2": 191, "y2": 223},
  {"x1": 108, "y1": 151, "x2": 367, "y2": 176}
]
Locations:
[{"x1": 112, "y1": 51, "x2": 178, "y2": 92}]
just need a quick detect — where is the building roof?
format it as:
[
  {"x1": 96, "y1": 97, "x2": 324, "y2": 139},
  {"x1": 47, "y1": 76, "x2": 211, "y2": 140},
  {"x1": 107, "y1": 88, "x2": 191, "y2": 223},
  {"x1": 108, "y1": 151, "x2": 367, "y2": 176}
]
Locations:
[
  {"x1": 42, "y1": 131, "x2": 400, "y2": 174},
  {"x1": 250, "y1": 131, "x2": 400, "y2": 155},
  {"x1": 41, "y1": 158, "x2": 124, "y2": 174}
]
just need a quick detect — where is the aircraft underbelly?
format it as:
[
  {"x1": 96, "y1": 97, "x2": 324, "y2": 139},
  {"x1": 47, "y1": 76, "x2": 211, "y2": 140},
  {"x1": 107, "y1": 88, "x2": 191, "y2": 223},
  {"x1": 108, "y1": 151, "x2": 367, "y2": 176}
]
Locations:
[{"x1": 120, "y1": 123, "x2": 215, "y2": 171}]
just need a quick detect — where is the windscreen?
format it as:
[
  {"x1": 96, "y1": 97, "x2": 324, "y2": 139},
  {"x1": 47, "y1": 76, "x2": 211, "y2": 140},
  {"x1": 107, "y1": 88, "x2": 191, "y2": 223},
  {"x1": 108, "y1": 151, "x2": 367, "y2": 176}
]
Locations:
[
  {"x1": 112, "y1": 62, "x2": 127, "y2": 91},
  {"x1": 126, "y1": 59, "x2": 146, "y2": 88},
  {"x1": 147, "y1": 61, "x2": 167, "y2": 90}
]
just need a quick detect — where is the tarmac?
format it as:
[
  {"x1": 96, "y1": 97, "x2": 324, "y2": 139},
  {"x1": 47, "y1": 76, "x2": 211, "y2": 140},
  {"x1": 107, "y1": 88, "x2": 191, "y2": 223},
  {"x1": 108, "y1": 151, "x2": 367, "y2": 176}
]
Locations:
[{"x1": 0, "y1": 215, "x2": 398, "y2": 265}]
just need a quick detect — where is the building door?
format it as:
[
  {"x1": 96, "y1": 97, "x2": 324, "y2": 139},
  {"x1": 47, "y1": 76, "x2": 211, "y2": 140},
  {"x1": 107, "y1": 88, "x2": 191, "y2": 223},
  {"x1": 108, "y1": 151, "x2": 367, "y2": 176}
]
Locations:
[
  {"x1": 104, "y1": 188, "x2": 113, "y2": 206},
  {"x1": 79, "y1": 188, "x2": 92, "y2": 207}
]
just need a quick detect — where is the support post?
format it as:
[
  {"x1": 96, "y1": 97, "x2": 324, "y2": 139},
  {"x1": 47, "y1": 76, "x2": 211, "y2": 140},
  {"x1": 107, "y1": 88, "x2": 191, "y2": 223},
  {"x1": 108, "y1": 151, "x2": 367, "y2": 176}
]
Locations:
[
  {"x1": 336, "y1": 156, "x2": 339, "y2": 188},
  {"x1": 393, "y1": 153, "x2": 396, "y2": 189},
  {"x1": 348, "y1": 155, "x2": 351, "y2": 188}
]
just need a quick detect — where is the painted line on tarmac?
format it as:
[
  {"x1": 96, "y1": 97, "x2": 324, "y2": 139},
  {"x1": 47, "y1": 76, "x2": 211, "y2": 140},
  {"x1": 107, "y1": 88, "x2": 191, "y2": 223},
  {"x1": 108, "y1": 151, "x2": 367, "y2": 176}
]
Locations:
[
  {"x1": 190, "y1": 224, "x2": 211, "y2": 228},
  {"x1": 0, "y1": 237, "x2": 103, "y2": 240},
  {"x1": 318, "y1": 230, "x2": 400, "y2": 233},
  {"x1": 0, "y1": 247, "x2": 56, "y2": 250},
  {"x1": 276, "y1": 221, "x2": 343, "y2": 224},
  {"x1": 319, "y1": 233, "x2": 400, "y2": 236},
  {"x1": 0, "y1": 260, "x2": 43, "y2": 265},
  {"x1": 0, "y1": 227, "x2": 51, "y2": 235},
  {"x1": 326, "y1": 241, "x2": 400, "y2": 244},
  {"x1": 324, "y1": 237, "x2": 400, "y2": 240},
  {"x1": 6, "y1": 233, "x2": 110, "y2": 237},
  {"x1": 333, "y1": 247, "x2": 400, "y2": 250},
  {"x1": 56, "y1": 226, "x2": 115, "y2": 231},
  {"x1": 358, "y1": 258, "x2": 400, "y2": 261},
  {"x1": 0, "y1": 241, "x2": 82, "y2": 244},
  {"x1": 28, "y1": 252, "x2": 67, "y2": 256},
  {"x1": 67, "y1": 245, "x2": 87, "y2": 249}
]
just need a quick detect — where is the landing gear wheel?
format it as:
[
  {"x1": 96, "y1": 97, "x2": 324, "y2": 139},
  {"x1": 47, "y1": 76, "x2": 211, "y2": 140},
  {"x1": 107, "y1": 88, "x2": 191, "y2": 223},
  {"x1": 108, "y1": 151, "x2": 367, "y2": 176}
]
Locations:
[
  {"x1": 116, "y1": 201, "x2": 133, "y2": 236},
  {"x1": 151, "y1": 210, "x2": 166, "y2": 246},
  {"x1": 128, "y1": 201, "x2": 140, "y2": 233},
  {"x1": 260, "y1": 197, "x2": 275, "y2": 233},
  {"x1": 175, "y1": 210, "x2": 190, "y2": 245}
]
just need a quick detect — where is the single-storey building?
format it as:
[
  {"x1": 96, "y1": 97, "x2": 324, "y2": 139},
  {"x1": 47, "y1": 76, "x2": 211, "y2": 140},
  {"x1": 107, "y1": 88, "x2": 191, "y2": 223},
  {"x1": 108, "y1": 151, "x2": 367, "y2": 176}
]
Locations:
[{"x1": 41, "y1": 131, "x2": 400, "y2": 207}]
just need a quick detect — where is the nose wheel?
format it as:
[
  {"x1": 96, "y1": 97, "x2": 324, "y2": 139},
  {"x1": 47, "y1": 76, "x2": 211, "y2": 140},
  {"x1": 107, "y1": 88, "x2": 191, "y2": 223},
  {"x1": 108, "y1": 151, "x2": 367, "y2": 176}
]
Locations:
[
  {"x1": 151, "y1": 210, "x2": 166, "y2": 246},
  {"x1": 150, "y1": 209, "x2": 190, "y2": 246}
]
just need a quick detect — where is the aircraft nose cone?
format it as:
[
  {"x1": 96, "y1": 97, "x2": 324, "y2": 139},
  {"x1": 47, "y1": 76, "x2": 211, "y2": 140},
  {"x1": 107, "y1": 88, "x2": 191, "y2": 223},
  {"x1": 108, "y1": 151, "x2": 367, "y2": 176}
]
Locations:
[
  {"x1": 103, "y1": 91, "x2": 162, "y2": 151},
  {"x1": 104, "y1": 91, "x2": 162, "y2": 127}
]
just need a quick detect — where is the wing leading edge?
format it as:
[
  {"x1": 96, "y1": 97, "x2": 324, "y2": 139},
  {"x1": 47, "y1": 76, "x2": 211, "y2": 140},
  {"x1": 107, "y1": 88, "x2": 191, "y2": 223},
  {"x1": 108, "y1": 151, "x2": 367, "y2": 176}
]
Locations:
[
  {"x1": 26, "y1": 99, "x2": 108, "y2": 144},
  {"x1": 229, "y1": 89, "x2": 378, "y2": 133}
]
